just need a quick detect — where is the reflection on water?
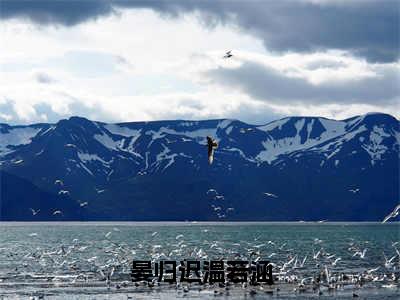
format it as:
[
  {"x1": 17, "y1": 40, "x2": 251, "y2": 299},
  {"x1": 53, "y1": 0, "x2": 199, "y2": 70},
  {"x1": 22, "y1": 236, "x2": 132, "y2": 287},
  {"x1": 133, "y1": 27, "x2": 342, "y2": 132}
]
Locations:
[{"x1": 0, "y1": 222, "x2": 399, "y2": 299}]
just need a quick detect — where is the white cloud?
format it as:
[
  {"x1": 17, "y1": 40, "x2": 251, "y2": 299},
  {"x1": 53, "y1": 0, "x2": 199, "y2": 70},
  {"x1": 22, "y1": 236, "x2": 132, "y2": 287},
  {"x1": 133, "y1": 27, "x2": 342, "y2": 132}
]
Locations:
[{"x1": 0, "y1": 9, "x2": 398, "y2": 125}]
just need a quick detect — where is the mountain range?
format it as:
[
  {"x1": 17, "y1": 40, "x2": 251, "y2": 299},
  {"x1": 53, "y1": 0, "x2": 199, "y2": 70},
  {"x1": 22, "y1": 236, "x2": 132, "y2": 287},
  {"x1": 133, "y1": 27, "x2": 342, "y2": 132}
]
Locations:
[{"x1": 0, "y1": 112, "x2": 398, "y2": 221}]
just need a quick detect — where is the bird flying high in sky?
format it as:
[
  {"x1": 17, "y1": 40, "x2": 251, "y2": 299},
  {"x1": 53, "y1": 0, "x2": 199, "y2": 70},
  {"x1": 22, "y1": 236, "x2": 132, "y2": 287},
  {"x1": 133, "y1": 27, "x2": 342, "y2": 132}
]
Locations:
[{"x1": 223, "y1": 50, "x2": 233, "y2": 58}]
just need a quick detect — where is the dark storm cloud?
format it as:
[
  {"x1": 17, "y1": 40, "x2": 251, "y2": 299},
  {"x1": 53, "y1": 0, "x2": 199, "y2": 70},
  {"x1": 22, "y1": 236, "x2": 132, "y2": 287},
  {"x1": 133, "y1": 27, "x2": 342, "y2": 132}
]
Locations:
[
  {"x1": 0, "y1": 0, "x2": 114, "y2": 26},
  {"x1": 205, "y1": 60, "x2": 400, "y2": 105},
  {"x1": 1, "y1": 0, "x2": 398, "y2": 62}
]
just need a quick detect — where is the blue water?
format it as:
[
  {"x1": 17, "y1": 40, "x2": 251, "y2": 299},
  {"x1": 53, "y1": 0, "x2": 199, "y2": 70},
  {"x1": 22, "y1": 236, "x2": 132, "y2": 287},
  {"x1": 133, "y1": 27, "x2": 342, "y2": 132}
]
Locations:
[{"x1": 0, "y1": 222, "x2": 399, "y2": 299}]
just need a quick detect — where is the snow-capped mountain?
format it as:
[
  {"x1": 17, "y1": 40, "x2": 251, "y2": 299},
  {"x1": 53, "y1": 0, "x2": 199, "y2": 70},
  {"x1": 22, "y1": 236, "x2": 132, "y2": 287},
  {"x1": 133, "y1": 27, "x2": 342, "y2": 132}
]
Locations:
[{"x1": 1, "y1": 113, "x2": 398, "y2": 221}]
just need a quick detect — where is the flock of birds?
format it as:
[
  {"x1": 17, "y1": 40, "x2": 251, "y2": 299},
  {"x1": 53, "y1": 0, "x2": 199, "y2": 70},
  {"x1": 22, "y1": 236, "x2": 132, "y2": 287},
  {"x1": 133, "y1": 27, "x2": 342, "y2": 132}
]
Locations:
[
  {"x1": 28, "y1": 182, "x2": 398, "y2": 223},
  {"x1": 30, "y1": 208, "x2": 62, "y2": 216},
  {"x1": 1, "y1": 226, "x2": 399, "y2": 299},
  {"x1": 28, "y1": 124, "x2": 225, "y2": 218},
  {"x1": 207, "y1": 188, "x2": 235, "y2": 219},
  {"x1": 29, "y1": 179, "x2": 90, "y2": 217}
]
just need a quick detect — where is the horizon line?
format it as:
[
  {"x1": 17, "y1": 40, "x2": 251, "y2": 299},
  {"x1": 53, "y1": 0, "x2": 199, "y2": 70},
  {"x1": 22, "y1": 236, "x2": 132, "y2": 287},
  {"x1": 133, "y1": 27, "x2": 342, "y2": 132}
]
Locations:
[{"x1": 1, "y1": 111, "x2": 398, "y2": 128}]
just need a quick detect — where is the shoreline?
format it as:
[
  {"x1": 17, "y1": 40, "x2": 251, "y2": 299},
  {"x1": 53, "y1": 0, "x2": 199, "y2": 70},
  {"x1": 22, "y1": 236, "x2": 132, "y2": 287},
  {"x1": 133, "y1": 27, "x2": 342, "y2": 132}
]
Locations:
[
  {"x1": 1, "y1": 280, "x2": 399, "y2": 299},
  {"x1": 0, "y1": 221, "x2": 398, "y2": 225}
]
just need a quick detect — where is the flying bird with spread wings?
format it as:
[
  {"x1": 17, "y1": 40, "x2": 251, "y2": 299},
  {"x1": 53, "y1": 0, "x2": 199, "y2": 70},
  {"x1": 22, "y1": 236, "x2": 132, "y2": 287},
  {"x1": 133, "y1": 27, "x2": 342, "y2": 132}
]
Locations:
[
  {"x1": 382, "y1": 204, "x2": 400, "y2": 223},
  {"x1": 30, "y1": 208, "x2": 40, "y2": 216},
  {"x1": 53, "y1": 210, "x2": 62, "y2": 216},
  {"x1": 223, "y1": 50, "x2": 233, "y2": 58},
  {"x1": 207, "y1": 136, "x2": 218, "y2": 164}
]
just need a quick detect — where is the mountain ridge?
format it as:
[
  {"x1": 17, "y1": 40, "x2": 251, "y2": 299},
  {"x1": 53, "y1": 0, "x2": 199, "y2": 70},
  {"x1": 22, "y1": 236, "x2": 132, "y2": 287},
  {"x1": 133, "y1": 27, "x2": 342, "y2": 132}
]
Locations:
[
  {"x1": 1, "y1": 111, "x2": 397, "y2": 127},
  {"x1": 0, "y1": 112, "x2": 398, "y2": 221}
]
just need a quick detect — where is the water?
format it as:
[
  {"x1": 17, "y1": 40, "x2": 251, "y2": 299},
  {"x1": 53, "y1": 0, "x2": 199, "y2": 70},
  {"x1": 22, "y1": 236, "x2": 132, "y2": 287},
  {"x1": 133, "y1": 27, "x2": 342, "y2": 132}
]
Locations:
[{"x1": 0, "y1": 222, "x2": 399, "y2": 299}]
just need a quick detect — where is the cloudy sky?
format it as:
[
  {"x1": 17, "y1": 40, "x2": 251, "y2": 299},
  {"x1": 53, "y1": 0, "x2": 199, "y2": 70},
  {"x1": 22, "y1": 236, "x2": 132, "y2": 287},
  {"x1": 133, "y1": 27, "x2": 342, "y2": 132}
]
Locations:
[{"x1": 0, "y1": 0, "x2": 399, "y2": 125}]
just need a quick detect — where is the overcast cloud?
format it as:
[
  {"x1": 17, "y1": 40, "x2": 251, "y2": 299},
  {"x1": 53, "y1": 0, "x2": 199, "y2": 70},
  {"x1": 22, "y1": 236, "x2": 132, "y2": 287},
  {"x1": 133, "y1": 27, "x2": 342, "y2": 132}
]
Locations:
[
  {"x1": 0, "y1": 0, "x2": 398, "y2": 124},
  {"x1": 1, "y1": 0, "x2": 398, "y2": 62},
  {"x1": 205, "y1": 59, "x2": 400, "y2": 105}
]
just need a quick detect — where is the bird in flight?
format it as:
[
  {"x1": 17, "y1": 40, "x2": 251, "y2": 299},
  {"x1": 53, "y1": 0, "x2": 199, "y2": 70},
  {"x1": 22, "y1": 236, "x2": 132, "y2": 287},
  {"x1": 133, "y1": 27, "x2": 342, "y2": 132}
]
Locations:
[
  {"x1": 352, "y1": 248, "x2": 367, "y2": 259},
  {"x1": 382, "y1": 204, "x2": 400, "y2": 223},
  {"x1": 223, "y1": 50, "x2": 233, "y2": 59},
  {"x1": 206, "y1": 136, "x2": 218, "y2": 164},
  {"x1": 30, "y1": 208, "x2": 40, "y2": 216},
  {"x1": 263, "y1": 192, "x2": 278, "y2": 198},
  {"x1": 53, "y1": 210, "x2": 62, "y2": 215}
]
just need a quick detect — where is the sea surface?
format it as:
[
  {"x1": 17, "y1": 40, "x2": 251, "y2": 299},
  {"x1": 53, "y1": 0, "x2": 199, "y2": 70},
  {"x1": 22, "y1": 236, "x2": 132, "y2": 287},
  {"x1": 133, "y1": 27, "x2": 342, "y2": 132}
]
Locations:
[{"x1": 0, "y1": 222, "x2": 399, "y2": 299}]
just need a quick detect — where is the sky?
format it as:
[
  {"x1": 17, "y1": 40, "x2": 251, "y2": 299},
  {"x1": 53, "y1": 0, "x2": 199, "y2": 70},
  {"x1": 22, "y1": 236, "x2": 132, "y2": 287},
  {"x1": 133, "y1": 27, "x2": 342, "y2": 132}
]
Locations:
[{"x1": 0, "y1": 0, "x2": 399, "y2": 125}]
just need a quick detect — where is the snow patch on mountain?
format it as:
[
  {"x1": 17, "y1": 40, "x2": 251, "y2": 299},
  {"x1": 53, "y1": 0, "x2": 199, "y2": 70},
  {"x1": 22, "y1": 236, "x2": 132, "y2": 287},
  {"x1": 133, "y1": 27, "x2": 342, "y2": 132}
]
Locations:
[
  {"x1": 148, "y1": 127, "x2": 219, "y2": 144},
  {"x1": 38, "y1": 126, "x2": 55, "y2": 136},
  {"x1": 78, "y1": 162, "x2": 94, "y2": 176},
  {"x1": 361, "y1": 125, "x2": 390, "y2": 165},
  {"x1": 317, "y1": 125, "x2": 368, "y2": 160},
  {"x1": 256, "y1": 128, "x2": 304, "y2": 163},
  {"x1": 256, "y1": 118, "x2": 346, "y2": 163},
  {"x1": 306, "y1": 119, "x2": 315, "y2": 139},
  {"x1": 94, "y1": 132, "x2": 123, "y2": 151},
  {"x1": 225, "y1": 147, "x2": 257, "y2": 163},
  {"x1": 258, "y1": 118, "x2": 289, "y2": 132},
  {"x1": 346, "y1": 115, "x2": 365, "y2": 130},
  {"x1": 218, "y1": 119, "x2": 233, "y2": 129},
  {"x1": 319, "y1": 118, "x2": 346, "y2": 138},
  {"x1": 78, "y1": 152, "x2": 109, "y2": 165},
  {"x1": 104, "y1": 124, "x2": 141, "y2": 138},
  {"x1": 225, "y1": 126, "x2": 233, "y2": 135},
  {"x1": 0, "y1": 127, "x2": 41, "y2": 156},
  {"x1": 155, "y1": 144, "x2": 178, "y2": 171},
  {"x1": 93, "y1": 132, "x2": 143, "y2": 159}
]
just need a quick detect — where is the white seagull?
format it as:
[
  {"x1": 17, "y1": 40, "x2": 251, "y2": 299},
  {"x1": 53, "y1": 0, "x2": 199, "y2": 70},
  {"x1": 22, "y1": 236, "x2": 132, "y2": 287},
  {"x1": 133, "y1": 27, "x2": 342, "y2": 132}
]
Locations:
[
  {"x1": 382, "y1": 204, "x2": 400, "y2": 223},
  {"x1": 367, "y1": 266, "x2": 380, "y2": 274},
  {"x1": 332, "y1": 257, "x2": 341, "y2": 266},
  {"x1": 54, "y1": 179, "x2": 64, "y2": 186},
  {"x1": 353, "y1": 248, "x2": 367, "y2": 259},
  {"x1": 263, "y1": 192, "x2": 278, "y2": 198},
  {"x1": 176, "y1": 234, "x2": 184, "y2": 240},
  {"x1": 30, "y1": 208, "x2": 40, "y2": 216},
  {"x1": 313, "y1": 248, "x2": 321, "y2": 260},
  {"x1": 384, "y1": 253, "x2": 397, "y2": 269},
  {"x1": 207, "y1": 189, "x2": 217, "y2": 195}
]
